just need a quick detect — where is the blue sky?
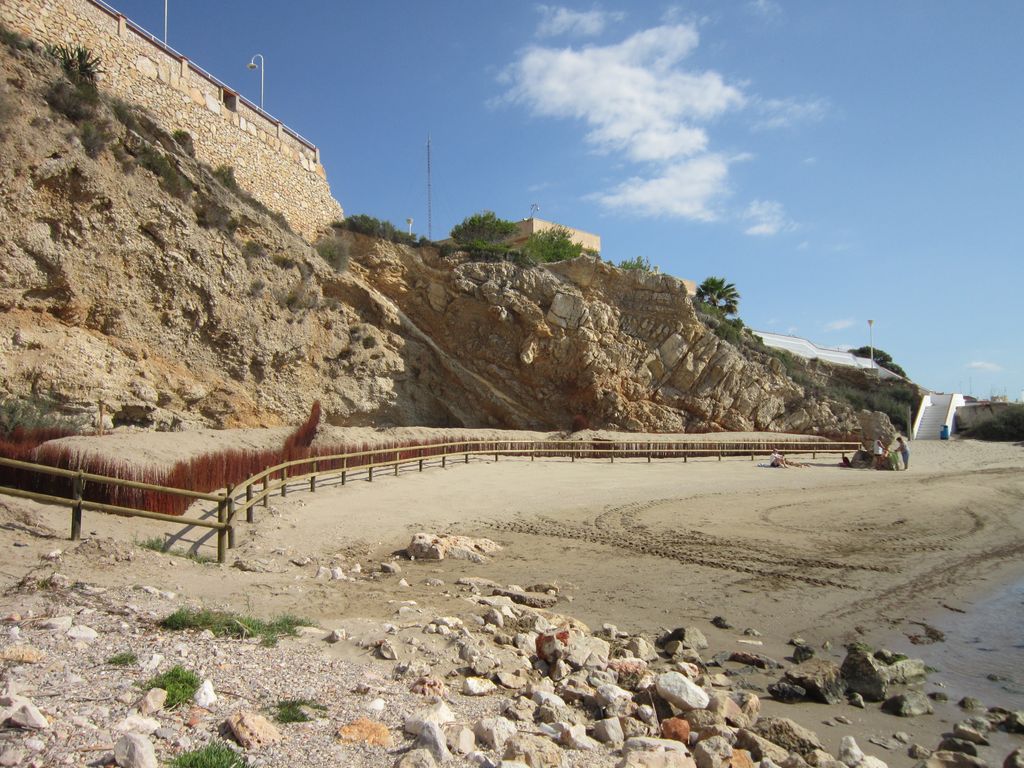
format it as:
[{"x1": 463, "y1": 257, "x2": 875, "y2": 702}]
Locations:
[{"x1": 109, "y1": 1, "x2": 1023, "y2": 399}]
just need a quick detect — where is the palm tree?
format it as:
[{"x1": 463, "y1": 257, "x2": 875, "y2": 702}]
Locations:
[{"x1": 696, "y1": 277, "x2": 740, "y2": 316}]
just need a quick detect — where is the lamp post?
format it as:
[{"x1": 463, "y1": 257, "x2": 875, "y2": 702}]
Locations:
[
  {"x1": 163, "y1": 0, "x2": 168, "y2": 44},
  {"x1": 406, "y1": 218, "x2": 414, "y2": 235},
  {"x1": 247, "y1": 54, "x2": 264, "y2": 110},
  {"x1": 868, "y1": 319, "x2": 875, "y2": 373}
]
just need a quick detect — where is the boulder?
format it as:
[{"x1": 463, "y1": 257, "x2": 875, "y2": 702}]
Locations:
[
  {"x1": 661, "y1": 627, "x2": 710, "y2": 651},
  {"x1": 0, "y1": 695, "x2": 48, "y2": 730},
  {"x1": 473, "y1": 717, "x2": 517, "y2": 751},
  {"x1": 405, "y1": 533, "x2": 501, "y2": 563},
  {"x1": 728, "y1": 651, "x2": 782, "y2": 670},
  {"x1": 394, "y1": 749, "x2": 438, "y2": 768},
  {"x1": 503, "y1": 733, "x2": 569, "y2": 767},
  {"x1": 753, "y1": 717, "x2": 824, "y2": 756},
  {"x1": 416, "y1": 720, "x2": 451, "y2": 764},
  {"x1": 661, "y1": 718, "x2": 691, "y2": 743},
  {"x1": 595, "y1": 716, "x2": 625, "y2": 744},
  {"x1": 783, "y1": 660, "x2": 845, "y2": 705},
  {"x1": 657, "y1": 672, "x2": 710, "y2": 711},
  {"x1": 916, "y1": 752, "x2": 989, "y2": 768},
  {"x1": 882, "y1": 692, "x2": 933, "y2": 718},
  {"x1": 113, "y1": 733, "x2": 157, "y2": 768},
  {"x1": 888, "y1": 658, "x2": 927, "y2": 685},
  {"x1": 735, "y1": 730, "x2": 790, "y2": 764},
  {"x1": 768, "y1": 682, "x2": 807, "y2": 703},
  {"x1": 693, "y1": 735, "x2": 733, "y2": 768},
  {"x1": 937, "y1": 740, "x2": 977, "y2": 757},
  {"x1": 841, "y1": 651, "x2": 889, "y2": 702},
  {"x1": 1004, "y1": 749, "x2": 1024, "y2": 768},
  {"x1": 337, "y1": 718, "x2": 393, "y2": 747},
  {"x1": 405, "y1": 702, "x2": 456, "y2": 735},
  {"x1": 224, "y1": 711, "x2": 281, "y2": 749}
]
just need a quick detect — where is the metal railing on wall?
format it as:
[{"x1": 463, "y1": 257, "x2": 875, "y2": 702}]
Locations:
[
  {"x1": 0, "y1": 438, "x2": 860, "y2": 563},
  {"x1": 88, "y1": 0, "x2": 318, "y2": 152}
]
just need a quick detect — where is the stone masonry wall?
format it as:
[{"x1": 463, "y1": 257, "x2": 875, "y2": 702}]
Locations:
[{"x1": 1, "y1": 0, "x2": 343, "y2": 240}]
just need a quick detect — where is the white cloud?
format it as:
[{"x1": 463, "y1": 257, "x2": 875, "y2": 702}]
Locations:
[
  {"x1": 536, "y1": 5, "x2": 624, "y2": 38},
  {"x1": 751, "y1": 96, "x2": 829, "y2": 130},
  {"x1": 967, "y1": 361, "x2": 1003, "y2": 372},
  {"x1": 743, "y1": 199, "x2": 794, "y2": 235},
  {"x1": 747, "y1": 0, "x2": 782, "y2": 18},
  {"x1": 593, "y1": 154, "x2": 732, "y2": 219},
  {"x1": 502, "y1": 24, "x2": 745, "y2": 164},
  {"x1": 824, "y1": 318, "x2": 854, "y2": 332}
]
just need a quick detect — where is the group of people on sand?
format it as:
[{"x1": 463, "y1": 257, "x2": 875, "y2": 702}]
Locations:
[
  {"x1": 874, "y1": 435, "x2": 910, "y2": 470},
  {"x1": 768, "y1": 435, "x2": 910, "y2": 471}
]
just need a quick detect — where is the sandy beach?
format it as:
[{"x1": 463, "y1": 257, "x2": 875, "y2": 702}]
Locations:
[{"x1": 1, "y1": 430, "x2": 1022, "y2": 767}]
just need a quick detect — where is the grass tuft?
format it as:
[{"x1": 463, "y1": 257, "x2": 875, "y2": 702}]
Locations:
[
  {"x1": 161, "y1": 608, "x2": 309, "y2": 647},
  {"x1": 170, "y1": 741, "x2": 246, "y2": 768},
  {"x1": 107, "y1": 651, "x2": 138, "y2": 667},
  {"x1": 273, "y1": 698, "x2": 327, "y2": 724},
  {"x1": 143, "y1": 665, "x2": 200, "y2": 708}
]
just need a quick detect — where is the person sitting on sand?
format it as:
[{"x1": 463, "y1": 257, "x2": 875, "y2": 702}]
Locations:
[{"x1": 770, "y1": 449, "x2": 806, "y2": 468}]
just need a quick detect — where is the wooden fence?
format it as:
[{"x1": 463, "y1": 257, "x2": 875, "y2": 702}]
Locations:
[{"x1": 0, "y1": 438, "x2": 860, "y2": 563}]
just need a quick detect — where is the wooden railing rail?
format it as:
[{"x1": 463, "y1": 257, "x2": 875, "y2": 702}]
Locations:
[{"x1": 1, "y1": 438, "x2": 859, "y2": 564}]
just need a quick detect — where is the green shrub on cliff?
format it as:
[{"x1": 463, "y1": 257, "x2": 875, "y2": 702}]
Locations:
[
  {"x1": 315, "y1": 236, "x2": 350, "y2": 272},
  {"x1": 79, "y1": 119, "x2": 111, "y2": 158},
  {"x1": 522, "y1": 226, "x2": 583, "y2": 264},
  {"x1": 46, "y1": 43, "x2": 103, "y2": 85},
  {"x1": 450, "y1": 211, "x2": 517, "y2": 245},
  {"x1": 618, "y1": 255, "x2": 655, "y2": 272},
  {"x1": 45, "y1": 79, "x2": 98, "y2": 122},
  {"x1": 0, "y1": 23, "x2": 36, "y2": 53},
  {"x1": 340, "y1": 214, "x2": 416, "y2": 245},
  {"x1": 136, "y1": 146, "x2": 192, "y2": 200}
]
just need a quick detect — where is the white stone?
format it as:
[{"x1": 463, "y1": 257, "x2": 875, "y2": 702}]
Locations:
[
  {"x1": 114, "y1": 732, "x2": 158, "y2": 768},
  {"x1": 367, "y1": 698, "x2": 385, "y2": 714},
  {"x1": 115, "y1": 715, "x2": 160, "y2": 735},
  {"x1": 193, "y1": 680, "x2": 216, "y2": 708},
  {"x1": 139, "y1": 688, "x2": 167, "y2": 716},
  {"x1": 0, "y1": 695, "x2": 48, "y2": 730},
  {"x1": 531, "y1": 690, "x2": 566, "y2": 708},
  {"x1": 416, "y1": 720, "x2": 452, "y2": 764},
  {"x1": 473, "y1": 717, "x2": 517, "y2": 750},
  {"x1": 67, "y1": 625, "x2": 99, "y2": 642},
  {"x1": 593, "y1": 716, "x2": 625, "y2": 744},
  {"x1": 405, "y1": 701, "x2": 456, "y2": 735},
  {"x1": 463, "y1": 677, "x2": 497, "y2": 696},
  {"x1": 656, "y1": 672, "x2": 710, "y2": 711}
]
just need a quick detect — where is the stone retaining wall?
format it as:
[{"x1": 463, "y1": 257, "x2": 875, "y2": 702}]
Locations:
[{"x1": 1, "y1": 0, "x2": 343, "y2": 240}]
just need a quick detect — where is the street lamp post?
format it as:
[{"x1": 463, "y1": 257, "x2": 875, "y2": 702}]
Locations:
[
  {"x1": 163, "y1": 0, "x2": 168, "y2": 44},
  {"x1": 247, "y1": 54, "x2": 264, "y2": 110}
]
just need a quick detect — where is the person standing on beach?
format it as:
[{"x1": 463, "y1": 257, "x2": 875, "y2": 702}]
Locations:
[
  {"x1": 874, "y1": 437, "x2": 886, "y2": 469},
  {"x1": 897, "y1": 436, "x2": 910, "y2": 470}
]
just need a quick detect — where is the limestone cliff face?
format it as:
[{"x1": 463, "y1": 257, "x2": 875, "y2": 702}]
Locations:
[
  {"x1": 353, "y1": 239, "x2": 855, "y2": 433},
  {"x1": 0, "y1": 44, "x2": 857, "y2": 434}
]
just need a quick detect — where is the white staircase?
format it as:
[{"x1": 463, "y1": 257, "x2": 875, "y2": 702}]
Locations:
[{"x1": 913, "y1": 393, "x2": 964, "y2": 440}]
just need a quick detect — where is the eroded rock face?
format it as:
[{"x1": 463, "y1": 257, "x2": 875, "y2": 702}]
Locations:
[{"x1": 0, "y1": 47, "x2": 872, "y2": 433}]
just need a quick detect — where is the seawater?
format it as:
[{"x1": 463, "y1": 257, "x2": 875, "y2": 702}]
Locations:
[{"x1": 891, "y1": 579, "x2": 1024, "y2": 709}]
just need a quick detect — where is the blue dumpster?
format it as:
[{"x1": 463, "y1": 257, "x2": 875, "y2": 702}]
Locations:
[{"x1": 940, "y1": 424, "x2": 950, "y2": 440}]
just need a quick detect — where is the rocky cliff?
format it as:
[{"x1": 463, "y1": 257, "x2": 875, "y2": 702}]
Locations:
[{"x1": 0, "y1": 40, "x2": 860, "y2": 435}]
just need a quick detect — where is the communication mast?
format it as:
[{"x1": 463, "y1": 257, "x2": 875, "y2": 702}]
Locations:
[{"x1": 426, "y1": 134, "x2": 433, "y2": 241}]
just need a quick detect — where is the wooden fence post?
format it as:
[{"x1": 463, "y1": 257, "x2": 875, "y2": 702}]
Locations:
[
  {"x1": 418, "y1": 459, "x2": 423, "y2": 472},
  {"x1": 246, "y1": 483, "x2": 254, "y2": 522},
  {"x1": 216, "y1": 497, "x2": 227, "y2": 564},
  {"x1": 226, "y1": 486, "x2": 236, "y2": 549},
  {"x1": 262, "y1": 476, "x2": 269, "y2": 508},
  {"x1": 281, "y1": 467, "x2": 288, "y2": 497},
  {"x1": 311, "y1": 461, "x2": 318, "y2": 492},
  {"x1": 70, "y1": 470, "x2": 84, "y2": 541},
  {"x1": 368, "y1": 465, "x2": 374, "y2": 482},
  {"x1": 342, "y1": 457, "x2": 347, "y2": 486},
  {"x1": 442, "y1": 455, "x2": 446, "y2": 469}
]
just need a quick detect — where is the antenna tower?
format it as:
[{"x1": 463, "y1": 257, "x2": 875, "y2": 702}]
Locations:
[{"x1": 426, "y1": 134, "x2": 433, "y2": 241}]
